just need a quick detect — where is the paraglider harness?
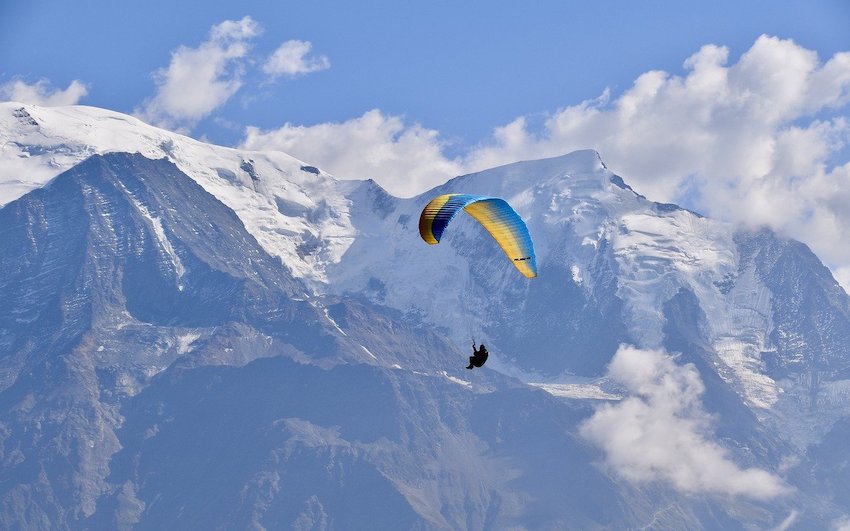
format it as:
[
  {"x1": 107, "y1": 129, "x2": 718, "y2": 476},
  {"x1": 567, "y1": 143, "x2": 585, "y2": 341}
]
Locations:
[{"x1": 467, "y1": 340, "x2": 489, "y2": 369}]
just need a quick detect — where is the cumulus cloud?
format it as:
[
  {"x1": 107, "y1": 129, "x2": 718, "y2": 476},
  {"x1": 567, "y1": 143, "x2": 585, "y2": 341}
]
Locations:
[
  {"x1": 136, "y1": 16, "x2": 261, "y2": 130},
  {"x1": 466, "y1": 36, "x2": 850, "y2": 203},
  {"x1": 241, "y1": 34, "x2": 850, "y2": 289},
  {"x1": 579, "y1": 345, "x2": 789, "y2": 500},
  {"x1": 0, "y1": 78, "x2": 88, "y2": 106},
  {"x1": 263, "y1": 40, "x2": 330, "y2": 78},
  {"x1": 241, "y1": 109, "x2": 464, "y2": 196}
]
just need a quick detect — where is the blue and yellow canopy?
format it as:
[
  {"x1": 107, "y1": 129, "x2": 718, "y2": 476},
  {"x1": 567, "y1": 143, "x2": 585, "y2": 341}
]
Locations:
[{"x1": 418, "y1": 193, "x2": 537, "y2": 278}]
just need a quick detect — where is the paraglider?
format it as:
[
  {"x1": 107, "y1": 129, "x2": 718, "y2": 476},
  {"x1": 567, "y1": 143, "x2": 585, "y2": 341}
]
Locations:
[
  {"x1": 418, "y1": 193, "x2": 537, "y2": 278},
  {"x1": 418, "y1": 193, "x2": 537, "y2": 370},
  {"x1": 467, "y1": 341, "x2": 489, "y2": 369}
]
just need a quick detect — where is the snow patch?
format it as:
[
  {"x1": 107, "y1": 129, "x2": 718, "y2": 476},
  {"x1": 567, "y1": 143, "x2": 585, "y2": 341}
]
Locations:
[
  {"x1": 322, "y1": 308, "x2": 347, "y2": 336},
  {"x1": 570, "y1": 264, "x2": 583, "y2": 284},
  {"x1": 177, "y1": 332, "x2": 201, "y2": 354},
  {"x1": 360, "y1": 344, "x2": 377, "y2": 360},
  {"x1": 531, "y1": 382, "x2": 621, "y2": 400},
  {"x1": 440, "y1": 371, "x2": 472, "y2": 388}
]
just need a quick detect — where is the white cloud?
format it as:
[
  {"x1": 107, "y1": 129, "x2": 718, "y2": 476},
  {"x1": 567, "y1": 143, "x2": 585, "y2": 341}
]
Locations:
[
  {"x1": 136, "y1": 16, "x2": 261, "y2": 130},
  {"x1": 579, "y1": 345, "x2": 789, "y2": 500},
  {"x1": 0, "y1": 78, "x2": 88, "y2": 106},
  {"x1": 241, "y1": 109, "x2": 464, "y2": 197},
  {"x1": 240, "y1": 34, "x2": 850, "y2": 289},
  {"x1": 466, "y1": 36, "x2": 850, "y2": 203},
  {"x1": 263, "y1": 40, "x2": 330, "y2": 78}
]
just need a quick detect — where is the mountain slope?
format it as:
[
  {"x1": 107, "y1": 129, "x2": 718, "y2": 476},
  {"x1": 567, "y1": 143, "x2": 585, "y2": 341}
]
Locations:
[
  {"x1": 0, "y1": 102, "x2": 365, "y2": 286},
  {"x1": 0, "y1": 152, "x2": 461, "y2": 528},
  {"x1": 3, "y1": 104, "x2": 850, "y2": 528},
  {"x1": 0, "y1": 152, "x2": 773, "y2": 530}
]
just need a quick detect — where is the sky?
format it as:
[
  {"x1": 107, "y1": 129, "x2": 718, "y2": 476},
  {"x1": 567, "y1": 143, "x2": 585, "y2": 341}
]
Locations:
[{"x1": 2, "y1": 1, "x2": 850, "y2": 504}]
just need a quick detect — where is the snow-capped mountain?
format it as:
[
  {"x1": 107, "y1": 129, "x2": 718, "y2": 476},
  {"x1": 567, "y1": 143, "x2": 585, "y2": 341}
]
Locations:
[
  {"x1": 325, "y1": 145, "x2": 850, "y2": 449},
  {"x1": 2, "y1": 102, "x2": 850, "y2": 529},
  {"x1": 0, "y1": 102, "x2": 363, "y2": 286}
]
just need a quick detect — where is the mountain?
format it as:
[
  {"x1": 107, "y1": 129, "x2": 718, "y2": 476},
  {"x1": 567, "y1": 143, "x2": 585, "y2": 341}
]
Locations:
[{"x1": 2, "y1": 102, "x2": 850, "y2": 529}]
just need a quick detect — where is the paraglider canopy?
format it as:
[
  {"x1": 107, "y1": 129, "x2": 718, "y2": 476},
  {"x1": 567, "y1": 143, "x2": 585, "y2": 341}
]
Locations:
[{"x1": 418, "y1": 193, "x2": 537, "y2": 278}]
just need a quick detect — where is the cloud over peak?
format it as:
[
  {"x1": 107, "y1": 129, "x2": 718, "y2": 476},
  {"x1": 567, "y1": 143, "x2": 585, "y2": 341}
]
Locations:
[
  {"x1": 134, "y1": 17, "x2": 332, "y2": 133},
  {"x1": 135, "y1": 16, "x2": 261, "y2": 131},
  {"x1": 241, "y1": 109, "x2": 463, "y2": 197},
  {"x1": 0, "y1": 78, "x2": 88, "y2": 106}
]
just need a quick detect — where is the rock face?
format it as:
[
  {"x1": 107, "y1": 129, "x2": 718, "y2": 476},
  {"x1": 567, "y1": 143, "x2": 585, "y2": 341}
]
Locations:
[{"x1": 2, "y1": 106, "x2": 850, "y2": 529}]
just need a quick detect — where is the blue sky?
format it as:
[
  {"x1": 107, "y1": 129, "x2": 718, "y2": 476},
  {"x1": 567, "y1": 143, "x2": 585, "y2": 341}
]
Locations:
[{"x1": 3, "y1": 0, "x2": 850, "y2": 283}]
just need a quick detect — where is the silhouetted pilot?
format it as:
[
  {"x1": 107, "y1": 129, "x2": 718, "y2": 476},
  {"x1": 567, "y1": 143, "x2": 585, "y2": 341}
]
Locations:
[{"x1": 467, "y1": 341, "x2": 489, "y2": 369}]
